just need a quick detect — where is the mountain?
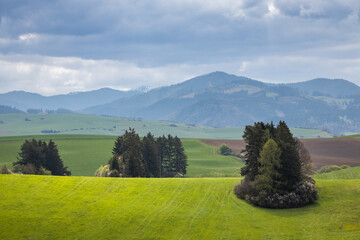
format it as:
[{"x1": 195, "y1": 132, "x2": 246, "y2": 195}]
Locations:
[
  {"x1": 82, "y1": 72, "x2": 360, "y2": 134},
  {"x1": 0, "y1": 88, "x2": 141, "y2": 111},
  {"x1": 2, "y1": 72, "x2": 360, "y2": 134},
  {"x1": 286, "y1": 78, "x2": 360, "y2": 97}
]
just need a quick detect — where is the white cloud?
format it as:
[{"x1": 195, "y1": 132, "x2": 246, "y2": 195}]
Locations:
[{"x1": 18, "y1": 33, "x2": 38, "y2": 41}]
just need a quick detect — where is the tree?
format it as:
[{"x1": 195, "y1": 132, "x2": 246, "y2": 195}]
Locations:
[
  {"x1": 295, "y1": 138, "x2": 314, "y2": 176},
  {"x1": 275, "y1": 121, "x2": 302, "y2": 191},
  {"x1": 173, "y1": 136, "x2": 187, "y2": 175},
  {"x1": 13, "y1": 139, "x2": 71, "y2": 176},
  {"x1": 142, "y1": 132, "x2": 160, "y2": 177},
  {"x1": 122, "y1": 128, "x2": 145, "y2": 177},
  {"x1": 235, "y1": 121, "x2": 318, "y2": 208},
  {"x1": 252, "y1": 139, "x2": 282, "y2": 204},
  {"x1": 219, "y1": 144, "x2": 233, "y2": 156}
]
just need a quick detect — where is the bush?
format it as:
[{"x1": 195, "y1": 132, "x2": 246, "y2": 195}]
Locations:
[
  {"x1": 317, "y1": 165, "x2": 346, "y2": 174},
  {"x1": 234, "y1": 178, "x2": 318, "y2": 209},
  {"x1": 0, "y1": 164, "x2": 12, "y2": 174},
  {"x1": 219, "y1": 144, "x2": 233, "y2": 156}
]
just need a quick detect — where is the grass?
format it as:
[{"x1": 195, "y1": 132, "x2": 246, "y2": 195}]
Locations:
[
  {"x1": 0, "y1": 175, "x2": 359, "y2": 239},
  {"x1": 314, "y1": 166, "x2": 360, "y2": 180},
  {"x1": 0, "y1": 135, "x2": 244, "y2": 177},
  {"x1": 0, "y1": 113, "x2": 333, "y2": 139}
]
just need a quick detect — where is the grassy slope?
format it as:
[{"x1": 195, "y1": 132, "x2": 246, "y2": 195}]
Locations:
[
  {"x1": 1, "y1": 175, "x2": 360, "y2": 240},
  {"x1": 0, "y1": 136, "x2": 243, "y2": 177},
  {"x1": 314, "y1": 166, "x2": 360, "y2": 180},
  {"x1": 0, "y1": 113, "x2": 333, "y2": 139}
]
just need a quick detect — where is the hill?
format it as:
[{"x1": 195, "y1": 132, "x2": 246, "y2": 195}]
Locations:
[
  {"x1": 0, "y1": 175, "x2": 359, "y2": 239},
  {"x1": 0, "y1": 135, "x2": 243, "y2": 177},
  {"x1": 0, "y1": 113, "x2": 332, "y2": 138},
  {"x1": 314, "y1": 166, "x2": 360, "y2": 180},
  {"x1": 82, "y1": 72, "x2": 360, "y2": 134},
  {"x1": 202, "y1": 138, "x2": 360, "y2": 170},
  {"x1": 286, "y1": 78, "x2": 360, "y2": 97}
]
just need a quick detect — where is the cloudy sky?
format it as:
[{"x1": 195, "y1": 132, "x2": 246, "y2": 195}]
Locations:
[{"x1": 1, "y1": 0, "x2": 360, "y2": 95}]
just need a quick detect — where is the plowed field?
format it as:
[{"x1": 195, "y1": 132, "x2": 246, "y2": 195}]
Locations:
[{"x1": 201, "y1": 138, "x2": 360, "y2": 169}]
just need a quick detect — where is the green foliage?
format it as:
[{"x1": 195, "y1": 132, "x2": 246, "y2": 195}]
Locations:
[
  {"x1": 13, "y1": 139, "x2": 71, "y2": 176},
  {"x1": 237, "y1": 121, "x2": 318, "y2": 208},
  {"x1": 100, "y1": 129, "x2": 188, "y2": 178},
  {"x1": 0, "y1": 135, "x2": 240, "y2": 177},
  {"x1": 219, "y1": 144, "x2": 233, "y2": 156},
  {"x1": 252, "y1": 139, "x2": 282, "y2": 201},
  {"x1": 1, "y1": 175, "x2": 360, "y2": 239},
  {"x1": 317, "y1": 165, "x2": 350, "y2": 174},
  {"x1": 142, "y1": 132, "x2": 160, "y2": 177},
  {"x1": 0, "y1": 164, "x2": 11, "y2": 174}
]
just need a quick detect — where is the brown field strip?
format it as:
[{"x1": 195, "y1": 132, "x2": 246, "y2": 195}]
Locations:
[{"x1": 201, "y1": 138, "x2": 360, "y2": 170}]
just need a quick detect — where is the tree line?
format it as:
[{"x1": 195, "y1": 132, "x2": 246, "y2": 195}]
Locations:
[{"x1": 95, "y1": 128, "x2": 188, "y2": 177}]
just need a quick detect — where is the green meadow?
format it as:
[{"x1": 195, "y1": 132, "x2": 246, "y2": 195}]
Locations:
[
  {"x1": 0, "y1": 175, "x2": 359, "y2": 240},
  {"x1": 0, "y1": 113, "x2": 333, "y2": 138},
  {"x1": 314, "y1": 166, "x2": 360, "y2": 180},
  {"x1": 0, "y1": 135, "x2": 243, "y2": 177}
]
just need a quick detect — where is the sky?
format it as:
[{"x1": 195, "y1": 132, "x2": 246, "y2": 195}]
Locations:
[{"x1": 0, "y1": 0, "x2": 360, "y2": 95}]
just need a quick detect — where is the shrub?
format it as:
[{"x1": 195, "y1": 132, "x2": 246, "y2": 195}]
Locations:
[
  {"x1": 235, "y1": 178, "x2": 318, "y2": 209},
  {"x1": 317, "y1": 165, "x2": 342, "y2": 174},
  {"x1": 219, "y1": 144, "x2": 233, "y2": 156},
  {"x1": 0, "y1": 164, "x2": 12, "y2": 174}
]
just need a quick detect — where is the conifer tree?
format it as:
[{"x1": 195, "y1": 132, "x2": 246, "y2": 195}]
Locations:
[
  {"x1": 252, "y1": 139, "x2": 282, "y2": 202},
  {"x1": 142, "y1": 132, "x2": 160, "y2": 177}
]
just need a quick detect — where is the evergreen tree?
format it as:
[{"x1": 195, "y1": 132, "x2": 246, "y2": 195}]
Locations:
[
  {"x1": 241, "y1": 122, "x2": 267, "y2": 180},
  {"x1": 174, "y1": 136, "x2": 187, "y2": 175},
  {"x1": 122, "y1": 128, "x2": 145, "y2": 177},
  {"x1": 275, "y1": 121, "x2": 302, "y2": 191},
  {"x1": 13, "y1": 139, "x2": 70, "y2": 176},
  {"x1": 142, "y1": 133, "x2": 160, "y2": 177},
  {"x1": 43, "y1": 140, "x2": 71, "y2": 176},
  {"x1": 252, "y1": 139, "x2": 282, "y2": 202},
  {"x1": 113, "y1": 135, "x2": 125, "y2": 156},
  {"x1": 156, "y1": 135, "x2": 167, "y2": 177}
]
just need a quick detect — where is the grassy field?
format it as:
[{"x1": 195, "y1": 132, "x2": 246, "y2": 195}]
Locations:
[
  {"x1": 0, "y1": 175, "x2": 359, "y2": 239},
  {"x1": 0, "y1": 135, "x2": 243, "y2": 177},
  {"x1": 0, "y1": 113, "x2": 333, "y2": 139},
  {"x1": 314, "y1": 166, "x2": 360, "y2": 180}
]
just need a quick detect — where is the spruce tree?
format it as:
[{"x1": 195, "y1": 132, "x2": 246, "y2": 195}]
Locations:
[
  {"x1": 174, "y1": 136, "x2": 187, "y2": 175},
  {"x1": 122, "y1": 128, "x2": 145, "y2": 177},
  {"x1": 142, "y1": 133, "x2": 160, "y2": 177}
]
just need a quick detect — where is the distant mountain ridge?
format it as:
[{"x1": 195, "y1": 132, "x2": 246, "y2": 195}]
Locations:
[
  {"x1": 0, "y1": 88, "x2": 142, "y2": 111},
  {"x1": 1, "y1": 72, "x2": 360, "y2": 134}
]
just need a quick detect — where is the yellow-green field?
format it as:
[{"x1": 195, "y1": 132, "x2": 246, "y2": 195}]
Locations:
[{"x1": 0, "y1": 175, "x2": 359, "y2": 239}]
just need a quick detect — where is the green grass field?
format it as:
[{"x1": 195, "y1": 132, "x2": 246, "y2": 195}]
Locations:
[
  {"x1": 0, "y1": 135, "x2": 243, "y2": 177},
  {"x1": 0, "y1": 175, "x2": 359, "y2": 239},
  {"x1": 314, "y1": 166, "x2": 360, "y2": 180},
  {"x1": 0, "y1": 113, "x2": 333, "y2": 139}
]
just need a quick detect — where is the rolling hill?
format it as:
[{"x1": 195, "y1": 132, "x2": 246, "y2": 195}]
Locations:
[
  {"x1": 0, "y1": 113, "x2": 333, "y2": 138},
  {"x1": 82, "y1": 72, "x2": 360, "y2": 134},
  {"x1": 1, "y1": 175, "x2": 359, "y2": 239},
  {"x1": 0, "y1": 135, "x2": 244, "y2": 177},
  {"x1": 2, "y1": 72, "x2": 360, "y2": 134}
]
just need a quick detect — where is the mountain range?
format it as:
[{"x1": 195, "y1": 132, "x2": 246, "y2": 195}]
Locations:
[{"x1": 1, "y1": 71, "x2": 360, "y2": 134}]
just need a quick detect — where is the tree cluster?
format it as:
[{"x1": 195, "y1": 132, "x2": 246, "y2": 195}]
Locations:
[
  {"x1": 234, "y1": 121, "x2": 318, "y2": 208},
  {"x1": 95, "y1": 128, "x2": 187, "y2": 178},
  {"x1": 13, "y1": 139, "x2": 71, "y2": 176}
]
